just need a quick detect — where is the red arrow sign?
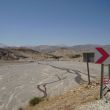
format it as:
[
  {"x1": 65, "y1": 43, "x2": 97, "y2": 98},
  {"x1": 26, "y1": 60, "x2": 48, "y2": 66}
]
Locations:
[{"x1": 96, "y1": 48, "x2": 109, "y2": 64}]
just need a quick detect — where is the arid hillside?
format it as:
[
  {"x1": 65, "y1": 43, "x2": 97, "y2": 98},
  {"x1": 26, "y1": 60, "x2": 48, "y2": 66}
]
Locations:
[
  {"x1": 24, "y1": 82, "x2": 100, "y2": 110},
  {"x1": 0, "y1": 47, "x2": 58, "y2": 61},
  {"x1": 0, "y1": 47, "x2": 81, "y2": 61},
  {"x1": 0, "y1": 44, "x2": 110, "y2": 61}
]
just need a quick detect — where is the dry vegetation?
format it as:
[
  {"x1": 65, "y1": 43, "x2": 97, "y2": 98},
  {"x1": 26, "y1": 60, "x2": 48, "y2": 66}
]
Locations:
[{"x1": 23, "y1": 81, "x2": 100, "y2": 110}]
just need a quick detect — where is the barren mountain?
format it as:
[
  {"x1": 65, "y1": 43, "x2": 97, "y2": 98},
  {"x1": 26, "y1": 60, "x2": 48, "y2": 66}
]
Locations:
[
  {"x1": 0, "y1": 47, "x2": 54, "y2": 61},
  {"x1": 0, "y1": 44, "x2": 110, "y2": 61},
  {"x1": 29, "y1": 45, "x2": 62, "y2": 53},
  {"x1": 29, "y1": 44, "x2": 110, "y2": 53},
  {"x1": 50, "y1": 47, "x2": 80, "y2": 60},
  {"x1": 71, "y1": 44, "x2": 110, "y2": 52}
]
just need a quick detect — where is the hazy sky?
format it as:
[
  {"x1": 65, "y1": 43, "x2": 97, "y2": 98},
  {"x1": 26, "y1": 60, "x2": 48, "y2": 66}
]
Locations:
[{"x1": 0, "y1": 0, "x2": 110, "y2": 46}]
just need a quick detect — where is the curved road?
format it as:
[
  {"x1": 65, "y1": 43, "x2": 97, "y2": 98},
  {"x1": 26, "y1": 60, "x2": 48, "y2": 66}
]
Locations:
[{"x1": 0, "y1": 61, "x2": 108, "y2": 110}]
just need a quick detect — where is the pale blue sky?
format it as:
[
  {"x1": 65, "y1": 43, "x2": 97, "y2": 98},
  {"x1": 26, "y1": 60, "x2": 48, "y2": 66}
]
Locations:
[{"x1": 0, "y1": 0, "x2": 110, "y2": 46}]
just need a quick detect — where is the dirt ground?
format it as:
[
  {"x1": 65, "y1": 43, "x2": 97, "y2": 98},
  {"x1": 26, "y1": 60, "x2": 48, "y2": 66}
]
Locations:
[
  {"x1": 0, "y1": 61, "x2": 108, "y2": 110},
  {"x1": 24, "y1": 81, "x2": 100, "y2": 110}
]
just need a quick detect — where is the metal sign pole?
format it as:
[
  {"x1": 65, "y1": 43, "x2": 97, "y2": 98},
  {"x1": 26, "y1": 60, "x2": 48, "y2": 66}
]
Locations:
[
  {"x1": 109, "y1": 64, "x2": 110, "y2": 79},
  {"x1": 100, "y1": 64, "x2": 104, "y2": 99},
  {"x1": 87, "y1": 54, "x2": 90, "y2": 85},
  {"x1": 95, "y1": 47, "x2": 110, "y2": 99}
]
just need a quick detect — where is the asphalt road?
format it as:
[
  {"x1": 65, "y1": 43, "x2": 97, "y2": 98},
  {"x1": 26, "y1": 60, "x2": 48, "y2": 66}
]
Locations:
[{"x1": 0, "y1": 61, "x2": 108, "y2": 110}]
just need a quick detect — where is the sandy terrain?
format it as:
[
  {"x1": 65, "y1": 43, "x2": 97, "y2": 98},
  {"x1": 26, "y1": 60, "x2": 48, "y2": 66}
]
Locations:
[{"x1": 0, "y1": 61, "x2": 108, "y2": 110}]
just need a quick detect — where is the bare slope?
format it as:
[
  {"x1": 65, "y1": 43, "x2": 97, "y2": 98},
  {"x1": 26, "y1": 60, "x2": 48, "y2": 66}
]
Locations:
[
  {"x1": 0, "y1": 47, "x2": 54, "y2": 60},
  {"x1": 24, "y1": 82, "x2": 100, "y2": 110}
]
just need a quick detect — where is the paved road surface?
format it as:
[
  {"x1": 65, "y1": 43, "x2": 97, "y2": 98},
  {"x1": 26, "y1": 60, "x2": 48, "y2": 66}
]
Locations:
[{"x1": 0, "y1": 61, "x2": 108, "y2": 110}]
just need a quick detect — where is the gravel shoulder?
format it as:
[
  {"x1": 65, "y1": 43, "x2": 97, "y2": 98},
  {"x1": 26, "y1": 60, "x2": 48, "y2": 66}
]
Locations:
[{"x1": 75, "y1": 100, "x2": 110, "y2": 110}]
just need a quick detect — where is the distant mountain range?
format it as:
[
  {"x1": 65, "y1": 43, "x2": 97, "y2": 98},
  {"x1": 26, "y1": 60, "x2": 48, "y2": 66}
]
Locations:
[
  {"x1": 28, "y1": 44, "x2": 110, "y2": 53},
  {"x1": 0, "y1": 43, "x2": 110, "y2": 61},
  {"x1": 29, "y1": 45, "x2": 62, "y2": 53},
  {"x1": 0, "y1": 43, "x2": 110, "y2": 52},
  {"x1": 0, "y1": 43, "x2": 7, "y2": 48}
]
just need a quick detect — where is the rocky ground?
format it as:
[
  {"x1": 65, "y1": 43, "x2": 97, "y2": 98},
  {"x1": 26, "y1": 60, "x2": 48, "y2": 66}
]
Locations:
[{"x1": 76, "y1": 100, "x2": 110, "y2": 110}]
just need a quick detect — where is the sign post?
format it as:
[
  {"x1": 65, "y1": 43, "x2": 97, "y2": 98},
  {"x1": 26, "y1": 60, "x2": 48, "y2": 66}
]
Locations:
[
  {"x1": 95, "y1": 47, "x2": 110, "y2": 99},
  {"x1": 100, "y1": 64, "x2": 104, "y2": 99},
  {"x1": 86, "y1": 54, "x2": 91, "y2": 85},
  {"x1": 109, "y1": 65, "x2": 110, "y2": 79}
]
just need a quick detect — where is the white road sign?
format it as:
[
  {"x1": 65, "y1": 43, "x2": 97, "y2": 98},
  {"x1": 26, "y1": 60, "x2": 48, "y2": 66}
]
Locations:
[{"x1": 95, "y1": 47, "x2": 110, "y2": 64}]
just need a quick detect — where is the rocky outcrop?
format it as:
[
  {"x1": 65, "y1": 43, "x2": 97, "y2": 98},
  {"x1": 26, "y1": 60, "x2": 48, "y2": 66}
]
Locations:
[{"x1": 0, "y1": 48, "x2": 28, "y2": 60}]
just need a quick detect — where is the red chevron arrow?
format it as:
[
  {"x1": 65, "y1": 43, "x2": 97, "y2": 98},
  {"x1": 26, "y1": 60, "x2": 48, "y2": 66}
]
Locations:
[{"x1": 96, "y1": 48, "x2": 109, "y2": 64}]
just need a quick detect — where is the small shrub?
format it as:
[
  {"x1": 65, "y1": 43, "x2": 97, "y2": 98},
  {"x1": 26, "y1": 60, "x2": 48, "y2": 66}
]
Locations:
[
  {"x1": 94, "y1": 96, "x2": 99, "y2": 100},
  {"x1": 18, "y1": 107, "x2": 23, "y2": 110},
  {"x1": 29, "y1": 97, "x2": 42, "y2": 106},
  {"x1": 69, "y1": 54, "x2": 81, "y2": 58}
]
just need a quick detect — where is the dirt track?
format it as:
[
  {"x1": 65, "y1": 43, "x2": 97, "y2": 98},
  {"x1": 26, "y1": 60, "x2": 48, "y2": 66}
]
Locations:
[{"x1": 0, "y1": 61, "x2": 108, "y2": 110}]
